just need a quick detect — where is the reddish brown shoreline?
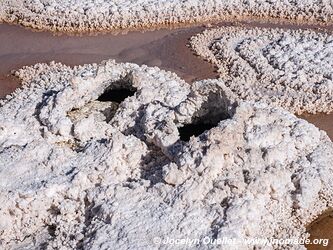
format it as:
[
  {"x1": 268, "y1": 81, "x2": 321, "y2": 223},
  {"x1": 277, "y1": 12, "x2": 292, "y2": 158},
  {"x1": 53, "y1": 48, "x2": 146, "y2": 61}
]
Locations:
[
  {"x1": 0, "y1": 23, "x2": 216, "y2": 95},
  {"x1": 1, "y1": 12, "x2": 332, "y2": 36},
  {"x1": 307, "y1": 210, "x2": 333, "y2": 250}
]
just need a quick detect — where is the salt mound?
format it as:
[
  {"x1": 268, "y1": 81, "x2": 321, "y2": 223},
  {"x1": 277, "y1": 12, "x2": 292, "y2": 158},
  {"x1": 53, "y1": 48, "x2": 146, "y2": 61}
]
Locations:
[
  {"x1": 1, "y1": 0, "x2": 332, "y2": 33},
  {"x1": 191, "y1": 27, "x2": 333, "y2": 115},
  {"x1": 0, "y1": 60, "x2": 332, "y2": 249}
]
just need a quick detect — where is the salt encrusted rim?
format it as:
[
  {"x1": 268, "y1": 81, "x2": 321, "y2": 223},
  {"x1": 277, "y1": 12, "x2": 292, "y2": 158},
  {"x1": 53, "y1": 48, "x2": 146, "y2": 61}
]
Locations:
[
  {"x1": 0, "y1": 0, "x2": 332, "y2": 34},
  {"x1": 190, "y1": 26, "x2": 333, "y2": 115}
]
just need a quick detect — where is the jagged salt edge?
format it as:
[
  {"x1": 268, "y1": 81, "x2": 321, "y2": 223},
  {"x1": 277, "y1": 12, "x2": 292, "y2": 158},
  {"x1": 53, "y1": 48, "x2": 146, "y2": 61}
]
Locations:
[
  {"x1": 1, "y1": 0, "x2": 333, "y2": 33},
  {"x1": 190, "y1": 26, "x2": 333, "y2": 114}
]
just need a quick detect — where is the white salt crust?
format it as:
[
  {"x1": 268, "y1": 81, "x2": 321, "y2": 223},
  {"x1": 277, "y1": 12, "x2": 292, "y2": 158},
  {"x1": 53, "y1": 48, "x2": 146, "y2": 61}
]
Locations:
[
  {"x1": 191, "y1": 27, "x2": 333, "y2": 115},
  {"x1": 0, "y1": 0, "x2": 332, "y2": 33},
  {"x1": 0, "y1": 60, "x2": 332, "y2": 249}
]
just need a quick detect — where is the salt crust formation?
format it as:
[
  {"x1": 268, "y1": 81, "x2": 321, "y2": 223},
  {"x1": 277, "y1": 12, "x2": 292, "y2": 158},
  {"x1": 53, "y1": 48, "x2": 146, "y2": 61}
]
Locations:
[
  {"x1": 0, "y1": 60, "x2": 332, "y2": 249},
  {"x1": 191, "y1": 27, "x2": 333, "y2": 115},
  {"x1": 0, "y1": 0, "x2": 332, "y2": 33}
]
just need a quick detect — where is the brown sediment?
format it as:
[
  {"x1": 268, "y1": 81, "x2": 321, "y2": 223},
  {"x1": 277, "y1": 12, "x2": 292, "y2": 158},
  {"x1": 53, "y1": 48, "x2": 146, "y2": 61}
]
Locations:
[
  {"x1": 0, "y1": 23, "x2": 217, "y2": 99},
  {"x1": 1, "y1": 19, "x2": 332, "y2": 96},
  {"x1": 0, "y1": 74, "x2": 18, "y2": 98},
  {"x1": 306, "y1": 210, "x2": 333, "y2": 250},
  {"x1": 299, "y1": 113, "x2": 333, "y2": 141}
]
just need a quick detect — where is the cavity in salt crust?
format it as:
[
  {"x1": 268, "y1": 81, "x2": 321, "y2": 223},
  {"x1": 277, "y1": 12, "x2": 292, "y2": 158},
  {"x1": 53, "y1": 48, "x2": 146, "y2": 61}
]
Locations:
[
  {"x1": 0, "y1": 60, "x2": 332, "y2": 249},
  {"x1": 0, "y1": 0, "x2": 332, "y2": 33},
  {"x1": 191, "y1": 27, "x2": 333, "y2": 115}
]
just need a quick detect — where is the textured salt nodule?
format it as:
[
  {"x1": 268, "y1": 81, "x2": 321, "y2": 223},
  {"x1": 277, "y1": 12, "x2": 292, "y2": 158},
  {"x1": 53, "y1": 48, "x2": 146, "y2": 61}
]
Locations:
[
  {"x1": 1, "y1": 0, "x2": 333, "y2": 33},
  {"x1": 191, "y1": 27, "x2": 333, "y2": 115},
  {"x1": 0, "y1": 60, "x2": 333, "y2": 249}
]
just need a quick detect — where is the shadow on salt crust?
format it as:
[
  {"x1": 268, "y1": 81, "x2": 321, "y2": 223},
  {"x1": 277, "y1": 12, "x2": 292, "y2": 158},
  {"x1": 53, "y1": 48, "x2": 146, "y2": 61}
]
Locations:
[
  {"x1": 0, "y1": 60, "x2": 332, "y2": 249},
  {"x1": 97, "y1": 75, "x2": 137, "y2": 103},
  {"x1": 191, "y1": 27, "x2": 333, "y2": 115},
  {"x1": 177, "y1": 83, "x2": 232, "y2": 141},
  {"x1": 0, "y1": 0, "x2": 332, "y2": 33}
]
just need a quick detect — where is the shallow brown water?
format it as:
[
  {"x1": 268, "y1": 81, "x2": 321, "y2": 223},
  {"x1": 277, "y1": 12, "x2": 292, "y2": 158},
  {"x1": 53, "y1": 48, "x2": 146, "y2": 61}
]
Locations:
[
  {"x1": 306, "y1": 211, "x2": 333, "y2": 250},
  {"x1": 0, "y1": 22, "x2": 217, "y2": 98},
  {"x1": 299, "y1": 113, "x2": 333, "y2": 141},
  {"x1": 0, "y1": 21, "x2": 332, "y2": 248}
]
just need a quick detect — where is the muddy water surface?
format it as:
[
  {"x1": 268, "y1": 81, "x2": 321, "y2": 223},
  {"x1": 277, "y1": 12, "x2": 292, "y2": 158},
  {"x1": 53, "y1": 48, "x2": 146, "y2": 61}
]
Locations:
[
  {"x1": 0, "y1": 21, "x2": 332, "y2": 249},
  {"x1": 0, "y1": 22, "x2": 217, "y2": 97}
]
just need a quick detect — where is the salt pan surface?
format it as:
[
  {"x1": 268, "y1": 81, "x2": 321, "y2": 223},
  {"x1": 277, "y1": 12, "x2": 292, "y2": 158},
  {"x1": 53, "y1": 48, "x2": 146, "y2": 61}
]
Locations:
[
  {"x1": 191, "y1": 27, "x2": 333, "y2": 114},
  {"x1": 0, "y1": 60, "x2": 332, "y2": 249}
]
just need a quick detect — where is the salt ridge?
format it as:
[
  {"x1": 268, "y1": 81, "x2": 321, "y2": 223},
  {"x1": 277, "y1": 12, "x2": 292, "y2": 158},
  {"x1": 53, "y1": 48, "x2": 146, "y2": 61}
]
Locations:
[
  {"x1": 0, "y1": 0, "x2": 332, "y2": 33},
  {"x1": 0, "y1": 60, "x2": 332, "y2": 249},
  {"x1": 191, "y1": 27, "x2": 333, "y2": 114}
]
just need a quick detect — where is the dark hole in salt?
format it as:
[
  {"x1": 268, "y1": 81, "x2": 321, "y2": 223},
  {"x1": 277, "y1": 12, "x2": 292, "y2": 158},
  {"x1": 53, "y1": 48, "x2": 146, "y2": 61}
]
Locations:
[
  {"x1": 48, "y1": 224, "x2": 57, "y2": 237},
  {"x1": 177, "y1": 88, "x2": 235, "y2": 142},
  {"x1": 98, "y1": 88, "x2": 136, "y2": 103},
  {"x1": 178, "y1": 113, "x2": 230, "y2": 142},
  {"x1": 179, "y1": 123, "x2": 217, "y2": 142}
]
